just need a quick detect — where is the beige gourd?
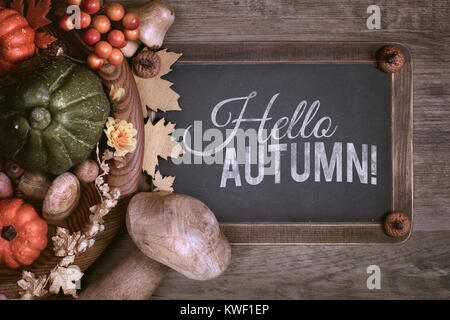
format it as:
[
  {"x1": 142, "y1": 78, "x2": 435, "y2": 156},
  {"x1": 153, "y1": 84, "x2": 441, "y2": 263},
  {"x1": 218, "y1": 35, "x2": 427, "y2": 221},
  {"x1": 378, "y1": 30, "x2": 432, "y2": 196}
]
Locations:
[
  {"x1": 80, "y1": 192, "x2": 231, "y2": 299},
  {"x1": 121, "y1": 0, "x2": 175, "y2": 58}
]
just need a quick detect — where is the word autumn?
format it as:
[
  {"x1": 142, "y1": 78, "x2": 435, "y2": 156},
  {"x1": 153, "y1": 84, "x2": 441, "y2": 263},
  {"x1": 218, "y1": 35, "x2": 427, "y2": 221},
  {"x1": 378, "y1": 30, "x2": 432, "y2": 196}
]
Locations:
[{"x1": 175, "y1": 91, "x2": 378, "y2": 188}]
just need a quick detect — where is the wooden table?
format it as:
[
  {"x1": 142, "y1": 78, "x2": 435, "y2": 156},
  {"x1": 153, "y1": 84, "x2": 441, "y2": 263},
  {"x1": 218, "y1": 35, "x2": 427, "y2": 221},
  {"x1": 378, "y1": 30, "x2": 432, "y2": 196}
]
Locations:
[{"x1": 82, "y1": 0, "x2": 450, "y2": 299}]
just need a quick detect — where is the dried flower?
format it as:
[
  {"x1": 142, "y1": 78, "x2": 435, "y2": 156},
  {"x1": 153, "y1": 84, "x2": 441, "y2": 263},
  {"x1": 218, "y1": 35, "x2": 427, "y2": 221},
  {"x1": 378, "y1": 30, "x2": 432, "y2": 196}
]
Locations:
[
  {"x1": 109, "y1": 84, "x2": 126, "y2": 103},
  {"x1": 52, "y1": 228, "x2": 91, "y2": 257},
  {"x1": 104, "y1": 117, "x2": 137, "y2": 156}
]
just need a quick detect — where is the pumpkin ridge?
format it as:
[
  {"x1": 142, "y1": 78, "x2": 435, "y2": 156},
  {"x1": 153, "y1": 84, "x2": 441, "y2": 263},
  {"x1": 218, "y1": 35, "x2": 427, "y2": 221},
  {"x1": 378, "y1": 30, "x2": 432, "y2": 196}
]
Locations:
[
  {"x1": 0, "y1": 14, "x2": 27, "y2": 38},
  {"x1": 1, "y1": 28, "x2": 33, "y2": 47},
  {"x1": 60, "y1": 91, "x2": 105, "y2": 108},
  {"x1": 0, "y1": 8, "x2": 17, "y2": 22},
  {"x1": 59, "y1": 125, "x2": 93, "y2": 150},
  {"x1": 59, "y1": 119, "x2": 105, "y2": 147},
  {"x1": 48, "y1": 63, "x2": 76, "y2": 94},
  {"x1": 43, "y1": 129, "x2": 73, "y2": 173}
]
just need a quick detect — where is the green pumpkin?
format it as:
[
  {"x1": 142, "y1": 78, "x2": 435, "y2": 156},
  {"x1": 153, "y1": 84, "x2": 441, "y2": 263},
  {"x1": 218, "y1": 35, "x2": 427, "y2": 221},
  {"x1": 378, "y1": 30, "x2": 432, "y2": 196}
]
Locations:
[{"x1": 0, "y1": 57, "x2": 110, "y2": 175}]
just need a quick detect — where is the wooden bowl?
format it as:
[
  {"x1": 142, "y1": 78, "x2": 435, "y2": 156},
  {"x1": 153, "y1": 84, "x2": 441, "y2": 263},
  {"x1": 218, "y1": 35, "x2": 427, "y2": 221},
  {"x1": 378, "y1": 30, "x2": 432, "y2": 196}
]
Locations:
[{"x1": 0, "y1": 9, "x2": 144, "y2": 299}]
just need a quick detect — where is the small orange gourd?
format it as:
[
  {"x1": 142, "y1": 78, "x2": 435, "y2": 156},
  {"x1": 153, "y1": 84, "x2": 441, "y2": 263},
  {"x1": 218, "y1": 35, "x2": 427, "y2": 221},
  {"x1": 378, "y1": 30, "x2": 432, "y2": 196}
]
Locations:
[
  {"x1": 0, "y1": 7, "x2": 35, "y2": 75},
  {"x1": 0, "y1": 198, "x2": 48, "y2": 269}
]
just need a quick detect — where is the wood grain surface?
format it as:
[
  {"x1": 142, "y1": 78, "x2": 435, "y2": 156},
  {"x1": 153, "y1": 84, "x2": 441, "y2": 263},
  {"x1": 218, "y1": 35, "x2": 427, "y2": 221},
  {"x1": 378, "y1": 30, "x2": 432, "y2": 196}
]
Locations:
[
  {"x1": 80, "y1": 0, "x2": 450, "y2": 299},
  {"x1": 2, "y1": 0, "x2": 447, "y2": 299}
]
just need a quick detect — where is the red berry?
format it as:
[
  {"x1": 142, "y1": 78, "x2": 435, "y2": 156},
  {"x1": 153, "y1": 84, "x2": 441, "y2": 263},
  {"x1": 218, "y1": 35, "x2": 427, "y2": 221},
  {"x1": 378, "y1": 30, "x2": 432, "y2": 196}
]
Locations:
[
  {"x1": 107, "y1": 30, "x2": 126, "y2": 48},
  {"x1": 80, "y1": 11, "x2": 91, "y2": 29},
  {"x1": 59, "y1": 15, "x2": 75, "y2": 31},
  {"x1": 106, "y1": 3, "x2": 125, "y2": 21},
  {"x1": 87, "y1": 54, "x2": 104, "y2": 70},
  {"x1": 124, "y1": 28, "x2": 140, "y2": 41},
  {"x1": 122, "y1": 12, "x2": 140, "y2": 30},
  {"x1": 93, "y1": 15, "x2": 111, "y2": 34},
  {"x1": 68, "y1": 0, "x2": 82, "y2": 5},
  {"x1": 95, "y1": 41, "x2": 113, "y2": 59},
  {"x1": 83, "y1": 28, "x2": 101, "y2": 46},
  {"x1": 108, "y1": 48, "x2": 124, "y2": 66},
  {"x1": 82, "y1": 0, "x2": 100, "y2": 14}
]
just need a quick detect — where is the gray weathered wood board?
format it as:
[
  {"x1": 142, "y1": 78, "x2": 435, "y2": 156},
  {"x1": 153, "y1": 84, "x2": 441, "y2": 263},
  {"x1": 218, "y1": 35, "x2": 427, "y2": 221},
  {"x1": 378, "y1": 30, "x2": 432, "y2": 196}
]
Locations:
[{"x1": 82, "y1": 0, "x2": 449, "y2": 299}]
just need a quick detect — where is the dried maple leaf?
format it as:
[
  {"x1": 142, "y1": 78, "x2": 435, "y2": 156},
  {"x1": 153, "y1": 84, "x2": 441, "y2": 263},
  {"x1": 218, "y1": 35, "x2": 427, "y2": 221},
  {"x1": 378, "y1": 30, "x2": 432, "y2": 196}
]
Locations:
[
  {"x1": 153, "y1": 171, "x2": 175, "y2": 192},
  {"x1": 17, "y1": 271, "x2": 48, "y2": 300},
  {"x1": 35, "y1": 32, "x2": 56, "y2": 49},
  {"x1": 49, "y1": 265, "x2": 83, "y2": 298},
  {"x1": 26, "y1": 0, "x2": 52, "y2": 30},
  {"x1": 143, "y1": 118, "x2": 183, "y2": 177},
  {"x1": 10, "y1": 0, "x2": 24, "y2": 15},
  {"x1": 134, "y1": 49, "x2": 183, "y2": 117}
]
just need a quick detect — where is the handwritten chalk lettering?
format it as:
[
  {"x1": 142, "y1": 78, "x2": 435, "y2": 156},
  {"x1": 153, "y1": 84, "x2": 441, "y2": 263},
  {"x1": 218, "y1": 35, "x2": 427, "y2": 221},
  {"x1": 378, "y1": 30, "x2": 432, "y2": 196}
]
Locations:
[{"x1": 183, "y1": 92, "x2": 338, "y2": 160}]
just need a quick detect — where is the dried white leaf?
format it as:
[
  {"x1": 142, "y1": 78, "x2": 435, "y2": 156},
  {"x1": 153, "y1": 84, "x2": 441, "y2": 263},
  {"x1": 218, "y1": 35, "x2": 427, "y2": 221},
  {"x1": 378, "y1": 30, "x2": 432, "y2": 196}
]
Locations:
[
  {"x1": 49, "y1": 265, "x2": 83, "y2": 298},
  {"x1": 60, "y1": 255, "x2": 75, "y2": 267},
  {"x1": 17, "y1": 271, "x2": 48, "y2": 300}
]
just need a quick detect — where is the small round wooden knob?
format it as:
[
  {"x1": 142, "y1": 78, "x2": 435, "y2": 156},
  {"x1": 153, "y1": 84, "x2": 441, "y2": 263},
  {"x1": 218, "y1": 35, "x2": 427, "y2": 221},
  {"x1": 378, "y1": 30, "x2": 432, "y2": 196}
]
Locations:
[
  {"x1": 377, "y1": 46, "x2": 405, "y2": 73},
  {"x1": 384, "y1": 212, "x2": 411, "y2": 238}
]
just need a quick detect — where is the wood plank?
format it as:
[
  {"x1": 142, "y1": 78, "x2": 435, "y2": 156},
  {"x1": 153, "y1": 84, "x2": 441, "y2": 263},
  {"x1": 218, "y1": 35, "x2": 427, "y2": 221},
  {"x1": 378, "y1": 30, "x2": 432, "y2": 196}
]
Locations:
[{"x1": 82, "y1": 229, "x2": 450, "y2": 299}]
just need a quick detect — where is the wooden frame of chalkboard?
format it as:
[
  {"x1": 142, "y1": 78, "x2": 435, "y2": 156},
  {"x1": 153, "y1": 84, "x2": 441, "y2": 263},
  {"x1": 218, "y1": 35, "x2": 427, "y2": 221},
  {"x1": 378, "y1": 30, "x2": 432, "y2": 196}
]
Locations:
[{"x1": 165, "y1": 42, "x2": 413, "y2": 244}]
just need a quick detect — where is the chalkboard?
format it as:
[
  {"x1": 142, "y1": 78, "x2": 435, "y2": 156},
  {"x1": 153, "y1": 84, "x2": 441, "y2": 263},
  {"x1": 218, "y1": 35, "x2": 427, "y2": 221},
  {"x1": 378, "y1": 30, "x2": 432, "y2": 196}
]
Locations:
[{"x1": 158, "y1": 42, "x2": 413, "y2": 244}]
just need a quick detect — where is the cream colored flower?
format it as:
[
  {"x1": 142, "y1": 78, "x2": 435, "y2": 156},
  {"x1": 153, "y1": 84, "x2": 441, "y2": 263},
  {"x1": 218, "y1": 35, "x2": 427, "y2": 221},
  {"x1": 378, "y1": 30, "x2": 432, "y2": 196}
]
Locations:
[{"x1": 104, "y1": 117, "x2": 137, "y2": 156}]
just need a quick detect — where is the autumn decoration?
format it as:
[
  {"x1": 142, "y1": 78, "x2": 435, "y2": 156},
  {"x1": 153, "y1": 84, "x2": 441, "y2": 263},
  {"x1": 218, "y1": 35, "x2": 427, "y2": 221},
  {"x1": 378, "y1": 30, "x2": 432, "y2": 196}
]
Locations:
[
  {"x1": 0, "y1": 0, "x2": 185, "y2": 300},
  {"x1": 0, "y1": 0, "x2": 57, "y2": 75},
  {"x1": 0, "y1": 198, "x2": 48, "y2": 269}
]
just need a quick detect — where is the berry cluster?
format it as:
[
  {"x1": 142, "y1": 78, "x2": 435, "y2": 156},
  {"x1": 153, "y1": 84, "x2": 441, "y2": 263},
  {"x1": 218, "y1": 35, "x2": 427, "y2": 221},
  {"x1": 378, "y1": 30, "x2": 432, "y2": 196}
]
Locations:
[{"x1": 59, "y1": 0, "x2": 141, "y2": 69}]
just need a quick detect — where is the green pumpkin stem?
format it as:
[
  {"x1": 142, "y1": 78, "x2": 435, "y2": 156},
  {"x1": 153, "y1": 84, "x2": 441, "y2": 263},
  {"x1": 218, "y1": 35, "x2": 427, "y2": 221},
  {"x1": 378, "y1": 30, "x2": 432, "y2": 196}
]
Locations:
[{"x1": 30, "y1": 107, "x2": 51, "y2": 130}]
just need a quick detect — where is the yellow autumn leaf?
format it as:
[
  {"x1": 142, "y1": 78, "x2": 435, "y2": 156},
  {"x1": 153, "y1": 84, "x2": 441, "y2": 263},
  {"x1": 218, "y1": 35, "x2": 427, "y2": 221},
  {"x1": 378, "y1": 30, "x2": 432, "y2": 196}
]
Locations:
[
  {"x1": 134, "y1": 49, "x2": 183, "y2": 117},
  {"x1": 143, "y1": 118, "x2": 184, "y2": 177}
]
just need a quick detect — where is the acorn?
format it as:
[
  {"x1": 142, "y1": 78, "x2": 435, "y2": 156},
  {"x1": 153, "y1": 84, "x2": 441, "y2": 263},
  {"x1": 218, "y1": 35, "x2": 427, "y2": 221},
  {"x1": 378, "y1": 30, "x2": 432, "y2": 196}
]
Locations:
[
  {"x1": 133, "y1": 48, "x2": 161, "y2": 78},
  {"x1": 384, "y1": 212, "x2": 411, "y2": 238},
  {"x1": 377, "y1": 46, "x2": 405, "y2": 73}
]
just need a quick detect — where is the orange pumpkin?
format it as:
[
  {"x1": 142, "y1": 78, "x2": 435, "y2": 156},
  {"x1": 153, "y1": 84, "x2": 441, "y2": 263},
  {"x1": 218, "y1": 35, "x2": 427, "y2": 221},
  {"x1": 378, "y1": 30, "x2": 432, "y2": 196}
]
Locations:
[
  {"x1": 0, "y1": 198, "x2": 48, "y2": 269},
  {"x1": 0, "y1": 7, "x2": 35, "y2": 75}
]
